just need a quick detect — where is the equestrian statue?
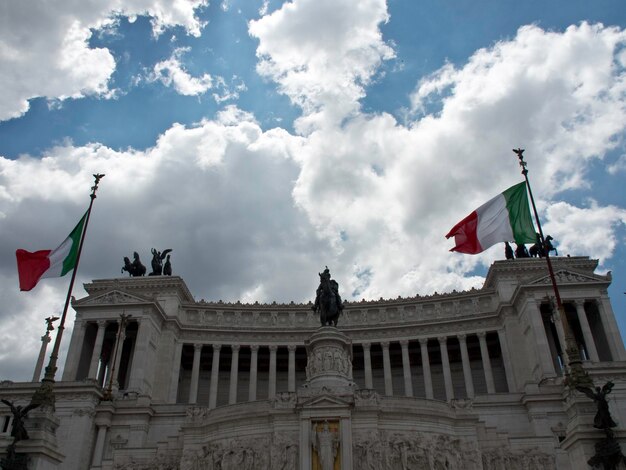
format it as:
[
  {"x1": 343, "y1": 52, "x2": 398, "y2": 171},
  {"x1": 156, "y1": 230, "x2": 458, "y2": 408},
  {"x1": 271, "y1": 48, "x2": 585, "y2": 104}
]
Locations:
[{"x1": 312, "y1": 267, "x2": 344, "y2": 327}]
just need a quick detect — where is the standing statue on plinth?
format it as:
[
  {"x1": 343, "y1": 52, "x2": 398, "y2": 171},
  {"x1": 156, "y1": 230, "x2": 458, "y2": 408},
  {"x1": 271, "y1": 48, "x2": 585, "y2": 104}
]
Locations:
[
  {"x1": 312, "y1": 421, "x2": 339, "y2": 470},
  {"x1": 577, "y1": 381, "x2": 618, "y2": 430},
  {"x1": 312, "y1": 267, "x2": 343, "y2": 327}
]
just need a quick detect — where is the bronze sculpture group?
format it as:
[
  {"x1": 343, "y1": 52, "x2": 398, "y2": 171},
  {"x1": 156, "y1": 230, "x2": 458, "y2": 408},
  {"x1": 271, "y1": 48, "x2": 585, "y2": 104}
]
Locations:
[
  {"x1": 505, "y1": 233, "x2": 557, "y2": 260},
  {"x1": 0, "y1": 399, "x2": 39, "y2": 469},
  {"x1": 122, "y1": 248, "x2": 172, "y2": 277}
]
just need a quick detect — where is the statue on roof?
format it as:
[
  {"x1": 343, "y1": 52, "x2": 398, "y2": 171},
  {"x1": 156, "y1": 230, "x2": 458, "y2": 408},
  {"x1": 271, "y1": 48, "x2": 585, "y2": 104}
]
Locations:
[
  {"x1": 149, "y1": 248, "x2": 172, "y2": 276},
  {"x1": 122, "y1": 252, "x2": 146, "y2": 277},
  {"x1": 312, "y1": 266, "x2": 344, "y2": 327}
]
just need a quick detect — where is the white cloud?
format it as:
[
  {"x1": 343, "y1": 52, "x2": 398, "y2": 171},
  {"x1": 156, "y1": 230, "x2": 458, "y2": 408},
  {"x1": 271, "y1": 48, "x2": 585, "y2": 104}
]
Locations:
[
  {"x1": 0, "y1": 0, "x2": 208, "y2": 121},
  {"x1": 249, "y1": 0, "x2": 395, "y2": 132},
  {"x1": 543, "y1": 200, "x2": 626, "y2": 263},
  {"x1": 150, "y1": 47, "x2": 214, "y2": 96}
]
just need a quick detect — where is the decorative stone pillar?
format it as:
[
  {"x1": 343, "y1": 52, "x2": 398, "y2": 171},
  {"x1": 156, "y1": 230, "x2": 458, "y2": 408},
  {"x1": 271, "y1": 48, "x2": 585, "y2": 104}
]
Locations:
[
  {"x1": 400, "y1": 340, "x2": 413, "y2": 397},
  {"x1": 457, "y1": 334, "x2": 474, "y2": 398},
  {"x1": 128, "y1": 318, "x2": 154, "y2": 393},
  {"x1": 438, "y1": 337, "x2": 454, "y2": 401},
  {"x1": 478, "y1": 332, "x2": 495, "y2": 394},
  {"x1": 61, "y1": 319, "x2": 86, "y2": 381},
  {"x1": 229, "y1": 344, "x2": 240, "y2": 404},
  {"x1": 189, "y1": 343, "x2": 202, "y2": 404},
  {"x1": 249, "y1": 345, "x2": 259, "y2": 401},
  {"x1": 574, "y1": 301, "x2": 598, "y2": 362},
  {"x1": 91, "y1": 408, "x2": 113, "y2": 468},
  {"x1": 597, "y1": 296, "x2": 626, "y2": 360},
  {"x1": 288, "y1": 345, "x2": 297, "y2": 392},
  {"x1": 527, "y1": 300, "x2": 557, "y2": 377},
  {"x1": 362, "y1": 342, "x2": 373, "y2": 389},
  {"x1": 551, "y1": 308, "x2": 568, "y2": 363},
  {"x1": 209, "y1": 344, "x2": 222, "y2": 409},
  {"x1": 268, "y1": 345, "x2": 278, "y2": 399},
  {"x1": 88, "y1": 320, "x2": 108, "y2": 380},
  {"x1": 304, "y1": 327, "x2": 353, "y2": 391},
  {"x1": 497, "y1": 329, "x2": 515, "y2": 392},
  {"x1": 381, "y1": 341, "x2": 393, "y2": 396},
  {"x1": 110, "y1": 325, "x2": 127, "y2": 392},
  {"x1": 419, "y1": 338, "x2": 433, "y2": 399},
  {"x1": 33, "y1": 332, "x2": 52, "y2": 382},
  {"x1": 169, "y1": 340, "x2": 183, "y2": 403}
]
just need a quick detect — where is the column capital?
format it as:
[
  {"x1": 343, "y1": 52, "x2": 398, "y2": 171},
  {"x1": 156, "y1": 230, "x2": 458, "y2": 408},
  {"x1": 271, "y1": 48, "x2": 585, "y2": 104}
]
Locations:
[
  {"x1": 477, "y1": 331, "x2": 487, "y2": 339},
  {"x1": 399, "y1": 340, "x2": 409, "y2": 348},
  {"x1": 213, "y1": 344, "x2": 222, "y2": 352},
  {"x1": 457, "y1": 333, "x2": 467, "y2": 342},
  {"x1": 361, "y1": 342, "x2": 371, "y2": 350},
  {"x1": 381, "y1": 341, "x2": 390, "y2": 349},
  {"x1": 418, "y1": 337, "x2": 429, "y2": 346},
  {"x1": 193, "y1": 343, "x2": 203, "y2": 351},
  {"x1": 269, "y1": 345, "x2": 278, "y2": 352},
  {"x1": 287, "y1": 345, "x2": 297, "y2": 352},
  {"x1": 437, "y1": 336, "x2": 448, "y2": 344},
  {"x1": 573, "y1": 299, "x2": 585, "y2": 307},
  {"x1": 231, "y1": 344, "x2": 240, "y2": 352},
  {"x1": 250, "y1": 344, "x2": 259, "y2": 352},
  {"x1": 96, "y1": 320, "x2": 108, "y2": 328}
]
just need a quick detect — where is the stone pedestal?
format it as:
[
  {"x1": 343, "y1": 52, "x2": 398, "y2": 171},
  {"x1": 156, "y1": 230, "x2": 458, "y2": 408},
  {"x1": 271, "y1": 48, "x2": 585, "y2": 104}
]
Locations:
[
  {"x1": 14, "y1": 407, "x2": 64, "y2": 470},
  {"x1": 304, "y1": 327, "x2": 354, "y2": 392}
]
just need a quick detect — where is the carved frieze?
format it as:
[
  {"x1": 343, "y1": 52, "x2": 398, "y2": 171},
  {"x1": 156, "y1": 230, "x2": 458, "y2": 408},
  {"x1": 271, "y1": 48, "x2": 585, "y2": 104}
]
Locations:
[
  {"x1": 81, "y1": 290, "x2": 148, "y2": 306},
  {"x1": 481, "y1": 447, "x2": 555, "y2": 470},
  {"x1": 353, "y1": 431, "x2": 481, "y2": 470}
]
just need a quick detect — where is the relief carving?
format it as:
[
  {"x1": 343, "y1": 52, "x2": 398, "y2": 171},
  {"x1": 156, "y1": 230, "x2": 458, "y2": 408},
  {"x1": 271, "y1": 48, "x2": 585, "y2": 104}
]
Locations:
[
  {"x1": 353, "y1": 431, "x2": 481, "y2": 470},
  {"x1": 481, "y1": 447, "x2": 555, "y2": 470}
]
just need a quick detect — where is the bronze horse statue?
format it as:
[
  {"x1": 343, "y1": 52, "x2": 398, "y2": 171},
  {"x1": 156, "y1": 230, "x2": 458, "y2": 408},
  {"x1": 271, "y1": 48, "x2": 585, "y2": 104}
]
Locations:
[{"x1": 312, "y1": 267, "x2": 343, "y2": 327}]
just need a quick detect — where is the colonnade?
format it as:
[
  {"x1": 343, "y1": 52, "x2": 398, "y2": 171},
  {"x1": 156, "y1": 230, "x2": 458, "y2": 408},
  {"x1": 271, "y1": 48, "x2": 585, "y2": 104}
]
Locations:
[{"x1": 61, "y1": 298, "x2": 623, "y2": 406}]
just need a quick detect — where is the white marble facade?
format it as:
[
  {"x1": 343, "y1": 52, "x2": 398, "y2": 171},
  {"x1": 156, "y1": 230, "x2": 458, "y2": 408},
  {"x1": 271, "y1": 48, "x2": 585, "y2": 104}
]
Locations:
[{"x1": 2, "y1": 256, "x2": 626, "y2": 469}]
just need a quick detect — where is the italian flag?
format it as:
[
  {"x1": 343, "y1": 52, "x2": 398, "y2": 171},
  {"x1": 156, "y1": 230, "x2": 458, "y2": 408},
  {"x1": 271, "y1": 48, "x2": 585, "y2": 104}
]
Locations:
[
  {"x1": 445, "y1": 182, "x2": 536, "y2": 254},
  {"x1": 16, "y1": 212, "x2": 87, "y2": 291}
]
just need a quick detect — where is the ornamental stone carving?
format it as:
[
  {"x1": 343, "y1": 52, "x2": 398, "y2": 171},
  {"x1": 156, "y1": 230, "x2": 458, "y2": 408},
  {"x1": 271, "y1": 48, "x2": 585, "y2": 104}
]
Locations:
[
  {"x1": 305, "y1": 327, "x2": 353, "y2": 390},
  {"x1": 481, "y1": 447, "x2": 555, "y2": 470},
  {"x1": 353, "y1": 431, "x2": 481, "y2": 470}
]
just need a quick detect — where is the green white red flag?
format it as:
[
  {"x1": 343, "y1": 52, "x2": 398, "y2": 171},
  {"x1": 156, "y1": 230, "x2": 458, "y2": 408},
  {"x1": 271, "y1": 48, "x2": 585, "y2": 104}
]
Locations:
[
  {"x1": 445, "y1": 182, "x2": 536, "y2": 254},
  {"x1": 16, "y1": 212, "x2": 87, "y2": 291}
]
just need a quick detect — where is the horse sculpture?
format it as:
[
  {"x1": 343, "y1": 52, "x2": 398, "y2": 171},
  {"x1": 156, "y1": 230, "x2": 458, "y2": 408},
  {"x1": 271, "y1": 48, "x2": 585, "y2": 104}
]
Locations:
[
  {"x1": 312, "y1": 267, "x2": 343, "y2": 327},
  {"x1": 121, "y1": 252, "x2": 146, "y2": 277},
  {"x1": 149, "y1": 248, "x2": 172, "y2": 276},
  {"x1": 529, "y1": 234, "x2": 558, "y2": 258}
]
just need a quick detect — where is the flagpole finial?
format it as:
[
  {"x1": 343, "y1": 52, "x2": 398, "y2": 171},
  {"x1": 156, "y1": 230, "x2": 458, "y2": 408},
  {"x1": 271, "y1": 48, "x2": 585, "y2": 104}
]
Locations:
[
  {"x1": 512, "y1": 148, "x2": 527, "y2": 175},
  {"x1": 91, "y1": 173, "x2": 105, "y2": 199}
]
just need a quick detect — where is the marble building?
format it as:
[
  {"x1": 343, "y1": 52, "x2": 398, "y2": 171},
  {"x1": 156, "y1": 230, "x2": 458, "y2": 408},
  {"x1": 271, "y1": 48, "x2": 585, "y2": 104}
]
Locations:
[{"x1": 1, "y1": 256, "x2": 626, "y2": 469}]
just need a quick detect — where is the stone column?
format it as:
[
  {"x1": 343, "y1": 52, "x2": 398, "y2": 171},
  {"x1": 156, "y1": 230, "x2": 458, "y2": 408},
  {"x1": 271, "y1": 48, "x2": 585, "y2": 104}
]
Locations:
[
  {"x1": 110, "y1": 326, "x2": 127, "y2": 392},
  {"x1": 33, "y1": 332, "x2": 52, "y2": 382},
  {"x1": 362, "y1": 342, "x2": 373, "y2": 389},
  {"x1": 551, "y1": 308, "x2": 568, "y2": 363},
  {"x1": 88, "y1": 321, "x2": 108, "y2": 380},
  {"x1": 381, "y1": 341, "x2": 393, "y2": 396},
  {"x1": 597, "y1": 296, "x2": 626, "y2": 360},
  {"x1": 288, "y1": 345, "x2": 297, "y2": 392},
  {"x1": 229, "y1": 344, "x2": 240, "y2": 404},
  {"x1": 249, "y1": 345, "x2": 259, "y2": 401},
  {"x1": 574, "y1": 301, "x2": 599, "y2": 362},
  {"x1": 478, "y1": 332, "x2": 495, "y2": 394},
  {"x1": 268, "y1": 345, "x2": 278, "y2": 399},
  {"x1": 128, "y1": 318, "x2": 154, "y2": 393},
  {"x1": 209, "y1": 344, "x2": 222, "y2": 409},
  {"x1": 457, "y1": 334, "x2": 474, "y2": 398},
  {"x1": 189, "y1": 343, "x2": 202, "y2": 404},
  {"x1": 169, "y1": 340, "x2": 183, "y2": 403},
  {"x1": 438, "y1": 337, "x2": 454, "y2": 401},
  {"x1": 400, "y1": 340, "x2": 413, "y2": 397},
  {"x1": 527, "y1": 300, "x2": 557, "y2": 376},
  {"x1": 91, "y1": 424, "x2": 108, "y2": 467},
  {"x1": 61, "y1": 319, "x2": 86, "y2": 381},
  {"x1": 497, "y1": 329, "x2": 515, "y2": 392},
  {"x1": 419, "y1": 338, "x2": 433, "y2": 399}
]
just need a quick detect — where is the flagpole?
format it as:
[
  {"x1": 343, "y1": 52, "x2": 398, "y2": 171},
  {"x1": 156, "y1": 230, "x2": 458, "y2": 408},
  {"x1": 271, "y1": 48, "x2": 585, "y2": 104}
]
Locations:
[
  {"x1": 32, "y1": 174, "x2": 105, "y2": 407},
  {"x1": 513, "y1": 149, "x2": 591, "y2": 388}
]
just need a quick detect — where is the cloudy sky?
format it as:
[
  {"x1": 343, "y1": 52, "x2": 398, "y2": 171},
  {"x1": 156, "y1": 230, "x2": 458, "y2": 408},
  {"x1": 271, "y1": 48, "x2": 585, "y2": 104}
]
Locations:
[{"x1": 1, "y1": 0, "x2": 625, "y2": 381}]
